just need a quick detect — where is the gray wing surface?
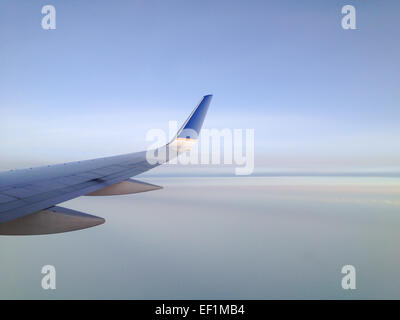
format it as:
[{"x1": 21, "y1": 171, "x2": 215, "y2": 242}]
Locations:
[{"x1": 0, "y1": 151, "x2": 156, "y2": 224}]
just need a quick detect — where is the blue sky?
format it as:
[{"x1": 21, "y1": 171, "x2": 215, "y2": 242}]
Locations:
[{"x1": 1, "y1": 0, "x2": 399, "y2": 172}]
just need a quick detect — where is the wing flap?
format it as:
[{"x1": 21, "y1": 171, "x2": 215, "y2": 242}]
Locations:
[
  {"x1": 0, "y1": 206, "x2": 104, "y2": 235},
  {"x1": 86, "y1": 178, "x2": 162, "y2": 196}
]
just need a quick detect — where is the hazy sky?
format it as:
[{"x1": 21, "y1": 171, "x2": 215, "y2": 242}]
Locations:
[
  {"x1": 1, "y1": 0, "x2": 399, "y2": 172},
  {"x1": 1, "y1": 2, "x2": 400, "y2": 300}
]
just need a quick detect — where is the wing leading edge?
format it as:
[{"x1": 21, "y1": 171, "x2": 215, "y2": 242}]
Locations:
[{"x1": 0, "y1": 95, "x2": 212, "y2": 235}]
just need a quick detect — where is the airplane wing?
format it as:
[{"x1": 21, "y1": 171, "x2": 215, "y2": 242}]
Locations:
[{"x1": 0, "y1": 95, "x2": 212, "y2": 235}]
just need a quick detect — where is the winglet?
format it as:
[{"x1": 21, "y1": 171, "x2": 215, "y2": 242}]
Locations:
[
  {"x1": 174, "y1": 94, "x2": 213, "y2": 141},
  {"x1": 167, "y1": 95, "x2": 212, "y2": 153}
]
